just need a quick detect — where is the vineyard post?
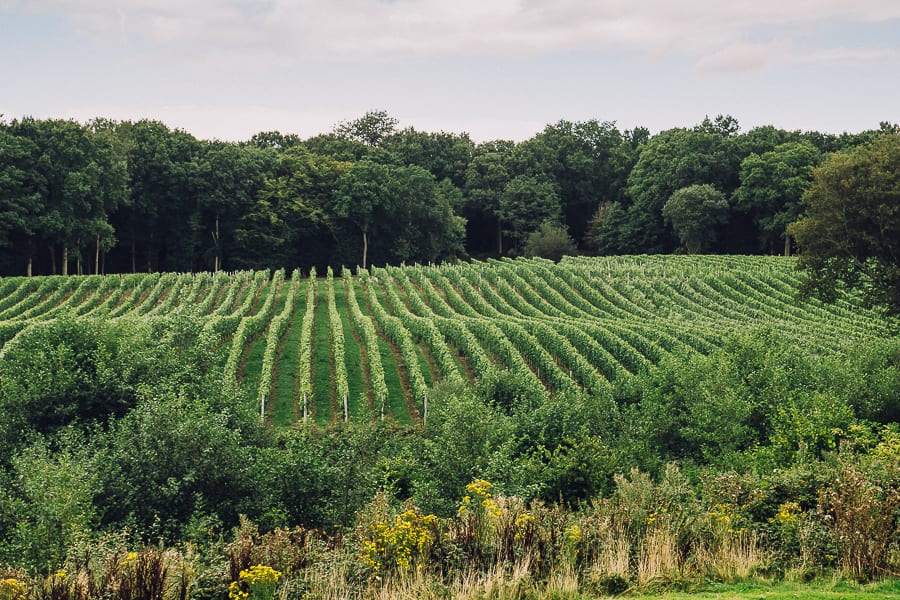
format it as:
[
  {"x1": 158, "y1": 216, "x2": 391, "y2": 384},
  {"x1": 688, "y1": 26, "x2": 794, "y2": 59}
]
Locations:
[
  {"x1": 303, "y1": 394, "x2": 308, "y2": 422},
  {"x1": 423, "y1": 393, "x2": 428, "y2": 426},
  {"x1": 380, "y1": 394, "x2": 385, "y2": 420},
  {"x1": 343, "y1": 395, "x2": 348, "y2": 422},
  {"x1": 260, "y1": 393, "x2": 266, "y2": 421}
]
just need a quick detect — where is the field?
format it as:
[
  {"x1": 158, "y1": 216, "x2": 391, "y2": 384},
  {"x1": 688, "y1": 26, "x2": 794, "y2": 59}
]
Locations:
[
  {"x1": 2, "y1": 254, "x2": 899, "y2": 597},
  {"x1": 0, "y1": 255, "x2": 890, "y2": 425}
]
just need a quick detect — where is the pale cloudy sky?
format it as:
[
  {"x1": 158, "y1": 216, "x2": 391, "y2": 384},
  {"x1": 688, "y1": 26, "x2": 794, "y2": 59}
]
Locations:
[{"x1": 2, "y1": 1, "x2": 898, "y2": 142}]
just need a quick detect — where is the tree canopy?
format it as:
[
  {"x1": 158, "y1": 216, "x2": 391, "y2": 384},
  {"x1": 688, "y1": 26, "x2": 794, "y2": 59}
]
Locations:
[
  {"x1": 0, "y1": 113, "x2": 896, "y2": 275},
  {"x1": 788, "y1": 133, "x2": 900, "y2": 315},
  {"x1": 662, "y1": 184, "x2": 730, "y2": 254}
]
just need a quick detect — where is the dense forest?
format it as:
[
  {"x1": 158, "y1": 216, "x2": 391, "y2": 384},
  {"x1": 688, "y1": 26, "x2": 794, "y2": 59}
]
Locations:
[{"x1": 1, "y1": 111, "x2": 896, "y2": 277}]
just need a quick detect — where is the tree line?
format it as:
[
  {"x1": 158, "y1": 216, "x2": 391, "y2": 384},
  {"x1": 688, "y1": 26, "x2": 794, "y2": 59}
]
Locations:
[{"x1": 0, "y1": 111, "x2": 895, "y2": 276}]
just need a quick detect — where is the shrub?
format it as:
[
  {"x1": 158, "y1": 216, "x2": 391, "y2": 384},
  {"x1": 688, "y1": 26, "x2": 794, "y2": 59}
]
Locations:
[{"x1": 523, "y1": 221, "x2": 578, "y2": 262}]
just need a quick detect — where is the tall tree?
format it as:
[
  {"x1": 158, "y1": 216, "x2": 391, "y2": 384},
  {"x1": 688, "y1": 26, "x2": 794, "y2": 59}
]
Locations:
[
  {"x1": 333, "y1": 110, "x2": 399, "y2": 148},
  {"x1": 0, "y1": 126, "x2": 43, "y2": 275},
  {"x1": 498, "y1": 175, "x2": 562, "y2": 254},
  {"x1": 193, "y1": 141, "x2": 275, "y2": 271},
  {"x1": 333, "y1": 159, "x2": 396, "y2": 269},
  {"x1": 662, "y1": 184, "x2": 730, "y2": 254},
  {"x1": 463, "y1": 141, "x2": 514, "y2": 255},
  {"x1": 11, "y1": 118, "x2": 126, "y2": 275},
  {"x1": 116, "y1": 120, "x2": 200, "y2": 272},
  {"x1": 510, "y1": 120, "x2": 625, "y2": 246},
  {"x1": 788, "y1": 133, "x2": 900, "y2": 315},
  {"x1": 620, "y1": 120, "x2": 742, "y2": 253},
  {"x1": 734, "y1": 141, "x2": 821, "y2": 255},
  {"x1": 387, "y1": 167, "x2": 465, "y2": 263},
  {"x1": 234, "y1": 147, "x2": 348, "y2": 269},
  {"x1": 383, "y1": 128, "x2": 474, "y2": 188}
]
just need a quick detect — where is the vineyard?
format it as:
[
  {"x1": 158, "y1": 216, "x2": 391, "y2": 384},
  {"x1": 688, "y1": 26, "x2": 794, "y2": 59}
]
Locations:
[{"x1": 0, "y1": 255, "x2": 891, "y2": 426}]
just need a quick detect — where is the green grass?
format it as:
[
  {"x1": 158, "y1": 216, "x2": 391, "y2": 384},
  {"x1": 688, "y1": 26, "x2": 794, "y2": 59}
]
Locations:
[
  {"x1": 626, "y1": 579, "x2": 900, "y2": 600},
  {"x1": 334, "y1": 280, "x2": 370, "y2": 421},
  {"x1": 3, "y1": 256, "x2": 894, "y2": 429},
  {"x1": 270, "y1": 280, "x2": 306, "y2": 427},
  {"x1": 377, "y1": 335, "x2": 410, "y2": 424},
  {"x1": 311, "y1": 280, "x2": 334, "y2": 425},
  {"x1": 353, "y1": 280, "x2": 408, "y2": 423}
]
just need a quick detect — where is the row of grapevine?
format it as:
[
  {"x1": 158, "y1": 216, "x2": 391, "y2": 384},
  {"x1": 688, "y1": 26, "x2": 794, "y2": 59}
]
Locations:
[
  {"x1": 381, "y1": 268, "x2": 465, "y2": 385},
  {"x1": 256, "y1": 269, "x2": 302, "y2": 416},
  {"x1": 364, "y1": 278, "x2": 429, "y2": 412},
  {"x1": 325, "y1": 267, "x2": 351, "y2": 422},
  {"x1": 345, "y1": 269, "x2": 390, "y2": 417},
  {"x1": 201, "y1": 270, "x2": 270, "y2": 340},
  {"x1": 295, "y1": 268, "x2": 317, "y2": 420},
  {"x1": 223, "y1": 269, "x2": 284, "y2": 383},
  {"x1": 107, "y1": 273, "x2": 162, "y2": 318},
  {"x1": 0, "y1": 255, "x2": 894, "y2": 422}
]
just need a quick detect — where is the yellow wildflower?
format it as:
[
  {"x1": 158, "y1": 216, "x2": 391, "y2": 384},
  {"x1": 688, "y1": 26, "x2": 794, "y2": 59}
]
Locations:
[
  {"x1": 0, "y1": 579, "x2": 25, "y2": 600},
  {"x1": 564, "y1": 524, "x2": 582, "y2": 544},
  {"x1": 229, "y1": 565, "x2": 281, "y2": 600},
  {"x1": 466, "y1": 479, "x2": 494, "y2": 498},
  {"x1": 771, "y1": 501, "x2": 804, "y2": 526},
  {"x1": 359, "y1": 509, "x2": 438, "y2": 576}
]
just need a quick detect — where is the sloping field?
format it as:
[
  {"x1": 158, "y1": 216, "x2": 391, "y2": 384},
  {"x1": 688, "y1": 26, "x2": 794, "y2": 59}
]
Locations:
[{"x1": 0, "y1": 256, "x2": 891, "y2": 426}]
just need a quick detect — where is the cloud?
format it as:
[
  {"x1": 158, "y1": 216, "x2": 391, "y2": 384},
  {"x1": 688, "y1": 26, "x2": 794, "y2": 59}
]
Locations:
[
  {"x1": 806, "y1": 46, "x2": 900, "y2": 63},
  {"x1": 7, "y1": 1, "x2": 900, "y2": 67},
  {"x1": 695, "y1": 42, "x2": 789, "y2": 74}
]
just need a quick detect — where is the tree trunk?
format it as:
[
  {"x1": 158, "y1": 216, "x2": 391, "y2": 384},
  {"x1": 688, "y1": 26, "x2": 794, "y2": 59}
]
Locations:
[
  {"x1": 95, "y1": 234, "x2": 100, "y2": 274},
  {"x1": 147, "y1": 233, "x2": 153, "y2": 273},
  {"x1": 362, "y1": 230, "x2": 368, "y2": 270},
  {"x1": 213, "y1": 214, "x2": 221, "y2": 272},
  {"x1": 26, "y1": 257, "x2": 32, "y2": 277},
  {"x1": 784, "y1": 234, "x2": 791, "y2": 257},
  {"x1": 49, "y1": 245, "x2": 57, "y2": 275},
  {"x1": 62, "y1": 245, "x2": 68, "y2": 276},
  {"x1": 497, "y1": 220, "x2": 502, "y2": 256}
]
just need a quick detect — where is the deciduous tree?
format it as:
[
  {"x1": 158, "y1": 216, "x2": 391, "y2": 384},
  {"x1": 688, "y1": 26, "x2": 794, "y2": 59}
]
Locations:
[
  {"x1": 788, "y1": 133, "x2": 900, "y2": 315},
  {"x1": 734, "y1": 141, "x2": 821, "y2": 255},
  {"x1": 662, "y1": 184, "x2": 730, "y2": 254}
]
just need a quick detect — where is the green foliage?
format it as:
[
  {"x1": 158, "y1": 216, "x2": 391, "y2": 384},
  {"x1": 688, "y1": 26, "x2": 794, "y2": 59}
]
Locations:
[
  {"x1": 498, "y1": 175, "x2": 561, "y2": 253},
  {"x1": 0, "y1": 431, "x2": 98, "y2": 571},
  {"x1": 523, "y1": 221, "x2": 578, "y2": 261},
  {"x1": 0, "y1": 317, "x2": 148, "y2": 447},
  {"x1": 626, "y1": 329, "x2": 897, "y2": 469},
  {"x1": 662, "y1": 184, "x2": 730, "y2": 253},
  {"x1": 621, "y1": 123, "x2": 741, "y2": 253},
  {"x1": 734, "y1": 141, "x2": 821, "y2": 254},
  {"x1": 383, "y1": 127, "x2": 474, "y2": 188},
  {"x1": 96, "y1": 393, "x2": 261, "y2": 541},
  {"x1": 789, "y1": 133, "x2": 900, "y2": 315},
  {"x1": 255, "y1": 425, "x2": 384, "y2": 529}
]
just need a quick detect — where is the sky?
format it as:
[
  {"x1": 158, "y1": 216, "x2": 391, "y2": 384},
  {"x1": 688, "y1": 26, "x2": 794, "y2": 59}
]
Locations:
[{"x1": 2, "y1": 1, "x2": 899, "y2": 143}]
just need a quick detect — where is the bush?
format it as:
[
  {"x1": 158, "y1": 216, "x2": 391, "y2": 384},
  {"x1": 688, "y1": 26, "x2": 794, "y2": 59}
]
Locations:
[{"x1": 523, "y1": 221, "x2": 577, "y2": 261}]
